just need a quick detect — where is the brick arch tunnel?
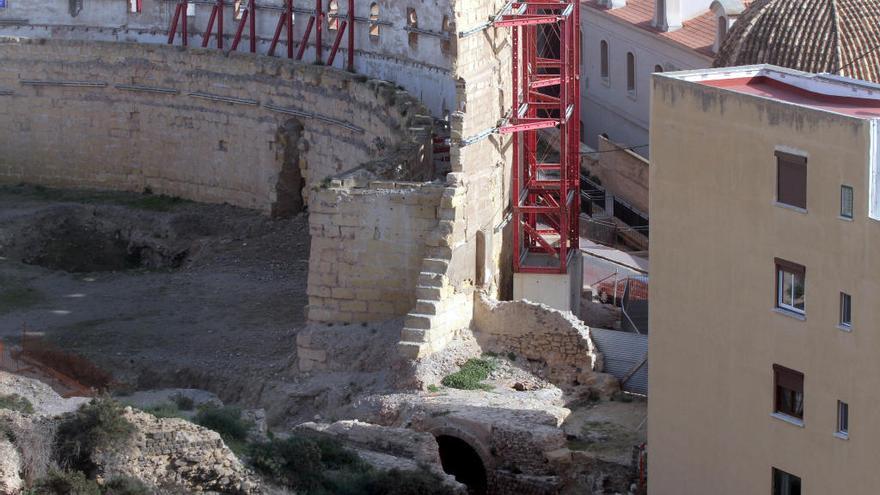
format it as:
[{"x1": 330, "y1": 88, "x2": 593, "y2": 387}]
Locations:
[{"x1": 436, "y1": 434, "x2": 488, "y2": 494}]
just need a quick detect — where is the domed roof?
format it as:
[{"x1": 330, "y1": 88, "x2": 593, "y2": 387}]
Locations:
[{"x1": 714, "y1": 0, "x2": 880, "y2": 83}]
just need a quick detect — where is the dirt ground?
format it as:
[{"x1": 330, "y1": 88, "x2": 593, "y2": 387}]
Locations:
[{"x1": 0, "y1": 185, "x2": 316, "y2": 411}]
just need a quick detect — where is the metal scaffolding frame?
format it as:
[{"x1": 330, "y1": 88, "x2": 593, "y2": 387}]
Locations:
[
  {"x1": 497, "y1": 0, "x2": 580, "y2": 274},
  {"x1": 168, "y1": 0, "x2": 355, "y2": 70}
]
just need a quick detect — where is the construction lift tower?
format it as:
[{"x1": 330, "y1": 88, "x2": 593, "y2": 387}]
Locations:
[{"x1": 498, "y1": 0, "x2": 582, "y2": 313}]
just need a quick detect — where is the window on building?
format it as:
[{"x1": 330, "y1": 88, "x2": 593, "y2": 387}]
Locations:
[
  {"x1": 839, "y1": 292, "x2": 852, "y2": 328},
  {"x1": 776, "y1": 151, "x2": 807, "y2": 209},
  {"x1": 626, "y1": 52, "x2": 635, "y2": 92},
  {"x1": 600, "y1": 40, "x2": 609, "y2": 80},
  {"x1": 654, "y1": 64, "x2": 663, "y2": 73},
  {"x1": 328, "y1": 0, "x2": 339, "y2": 30},
  {"x1": 407, "y1": 8, "x2": 419, "y2": 47},
  {"x1": 369, "y1": 3, "x2": 380, "y2": 39},
  {"x1": 841, "y1": 185, "x2": 854, "y2": 219},
  {"x1": 836, "y1": 401, "x2": 849, "y2": 437},
  {"x1": 187, "y1": 2, "x2": 196, "y2": 16},
  {"x1": 775, "y1": 259, "x2": 805, "y2": 315},
  {"x1": 129, "y1": 0, "x2": 141, "y2": 13},
  {"x1": 773, "y1": 364, "x2": 804, "y2": 420},
  {"x1": 772, "y1": 468, "x2": 802, "y2": 495}
]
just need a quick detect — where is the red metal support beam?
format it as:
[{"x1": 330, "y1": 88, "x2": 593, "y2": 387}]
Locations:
[
  {"x1": 231, "y1": 0, "x2": 257, "y2": 53},
  {"x1": 167, "y1": 1, "x2": 188, "y2": 46},
  {"x1": 315, "y1": 0, "x2": 324, "y2": 64},
  {"x1": 296, "y1": 16, "x2": 315, "y2": 60},
  {"x1": 502, "y1": 0, "x2": 580, "y2": 274},
  {"x1": 268, "y1": 0, "x2": 294, "y2": 58},
  {"x1": 326, "y1": 20, "x2": 347, "y2": 66},
  {"x1": 201, "y1": 0, "x2": 224, "y2": 49},
  {"x1": 347, "y1": 0, "x2": 355, "y2": 71}
]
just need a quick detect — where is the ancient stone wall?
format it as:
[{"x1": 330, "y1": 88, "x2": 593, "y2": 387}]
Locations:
[
  {"x1": 307, "y1": 180, "x2": 443, "y2": 322},
  {"x1": 0, "y1": 38, "x2": 431, "y2": 213},
  {"x1": 473, "y1": 294, "x2": 610, "y2": 391},
  {"x1": 0, "y1": 0, "x2": 457, "y2": 116},
  {"x1": 397, "y1": 0, "x2": 514, "y2": 358}
]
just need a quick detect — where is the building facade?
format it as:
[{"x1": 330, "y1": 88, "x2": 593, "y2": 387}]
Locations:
[
  {"x1": 580, "y1": 0, "x2": 749, "y2": 155},
  {"x1": 649, "y1": 65, "x2": 880, "y2": 494}
]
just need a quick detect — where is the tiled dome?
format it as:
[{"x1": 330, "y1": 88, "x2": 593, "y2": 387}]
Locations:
[{"x1": 714, "y1": 0, "x2": 880, "y2": 82}]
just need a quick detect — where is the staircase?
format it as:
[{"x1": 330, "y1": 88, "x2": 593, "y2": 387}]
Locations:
[{"x1": 398, "y1": 247, "x2": 455, "y2": 359}]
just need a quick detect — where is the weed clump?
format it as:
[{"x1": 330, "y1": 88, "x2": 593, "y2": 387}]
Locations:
[
  {"x1": 194, "y1": 405, "x2": 252, "y2": 453},
  {"x1": 171, "y1": 393, "x2": 195, "y2": 411},
  {"x1": 249, "y1": 435, "x2": 452, "y2": 495},
  {"x1": 441, "y1": 358, "x2": 497, "y2": 391},
  {"x1": 0, "y1": 393, "x2": 35, "y2": 414},
  {"x1": 55, "y1": 399, "x2": 136, "y2": 473},
  {"x1": 27, "y1": 469, "x2": 101, "y2": 495}
]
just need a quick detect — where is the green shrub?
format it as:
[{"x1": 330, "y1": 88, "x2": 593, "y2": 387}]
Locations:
[
  {"x1": 171, "y1": 393, "x2": 195, "y2": 411},
  {"x1": 249, "y1": 436, "x2": 326, "y2": 491},
  {"x1": 360, "y1": 468, "x2": 455, "y2": 495},
  {"x1": 441, "y1": 358, "x2": 497, "y2": 391},
  {"x1": 143, "y1": 402, "x2": 184, "y2": 419},
  {"x1": 102, "y1": 476, "x2": 151, "y2": 495},
  {"x1": 28, "y1": 470, "x2": 101, "y2": 495},
  {"x1": 195, "y1": 405, "x2": 252, "y2": 453},
  {"x1": 0, "y1": 393, "x2": 35, "y2": 414},
  {"x1": 56, "y1": 399, "x2": 136, "y2": 472},
  {"x1": 426, "y1": 384, "x2": 440, "y2": 393}
]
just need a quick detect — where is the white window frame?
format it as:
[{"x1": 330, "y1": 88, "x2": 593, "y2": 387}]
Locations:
[
  {"x1": 836, "y1": 400, "x2": 849, "y2": 439},
  {"x1": 777, "y1": 268, "x2": 805, "y2": 315}
]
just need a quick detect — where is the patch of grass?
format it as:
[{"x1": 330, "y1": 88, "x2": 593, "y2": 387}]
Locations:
[
  {"x1": 26, "y1": 469, "x2": 101, "y2": 495},
  {"x1": 0, "y1": 393, "x2": 35, "y2": 414},
  {"x1": 171, "y1": 393, "x2": 195, "y2": 411},
  {"x1": 249, "y1": 435, "x2": 452, "y2": 495},
  {"x1": 426, "y1": 384, "x2": 440, "y2": 393},
  {"x1": 0, "y1": 284, "x2": 44, "y2": 315},
  {"x1": 25, "y1": 471, "x2": 150, "y2": 495},
  {"x1": 441, "y1": 358, "x2": 497, "y2": 391},
  {"x1": 102, "y1": 476, "x2": 152, "y2": 495},
  {"x1": 142, "y1": 402, "x2": 186, "y2": 420},
  {"x1": 56, "y1": 399, "x2": 136, "y2": 472}
]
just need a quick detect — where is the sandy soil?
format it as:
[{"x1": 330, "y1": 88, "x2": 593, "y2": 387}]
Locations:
[{"x1": 0, "y1": 185, "x2": 309, "y2": 408}]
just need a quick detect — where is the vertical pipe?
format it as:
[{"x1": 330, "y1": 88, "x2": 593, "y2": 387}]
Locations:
[
  {"x1": 249, "y1": 0, "x2": 256, "y2": 53},
  {"x1": 315, "y1": 0, "x2": 323, "y2": 63},
  {"x1": 347, "y1": 0, "x2": 354, "y2": 71}
]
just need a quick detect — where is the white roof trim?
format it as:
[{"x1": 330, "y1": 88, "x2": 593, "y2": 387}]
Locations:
[{"x1": 660, "y1": 64, "x2": 880, "y2": 102}]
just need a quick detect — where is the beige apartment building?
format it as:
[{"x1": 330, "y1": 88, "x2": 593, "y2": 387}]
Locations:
[{"x1": 648, "y1": 65, "x2": 880, "y2": 494}]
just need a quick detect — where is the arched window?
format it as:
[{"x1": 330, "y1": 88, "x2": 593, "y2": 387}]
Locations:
[
  {"x1": 600, "y1": 40, "x2": 609, "y2": 79},
  {"x1": 654, "y1": 64, "x2": 664, "y2": 73},
  {"x1": 328, "y1": 0, "x2": 339, "y2": 30},
  {"x1": 407, "y1": 8, "x2": 419, "y2": 47},
  {"x1": 626, "y1": 52, "x2": 635, "y2": 92},
  {"x1": 369, "y1": 3, "x2": 380, "y2": 39}
]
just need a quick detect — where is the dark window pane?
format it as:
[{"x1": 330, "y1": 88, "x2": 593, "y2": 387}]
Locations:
[
  {"x1": 841, "y1": 185, "x2": 854, "y2": 218},
  {"x1": 776, "y1": 152, "x2": 807, "y2": 209},
  {"x1": 773, "y1": 468, "x2": 802, "y2": 495}
]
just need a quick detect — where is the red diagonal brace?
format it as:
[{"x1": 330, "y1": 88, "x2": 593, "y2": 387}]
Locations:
[
  {"x1": 201, "y1": 0, "x2": 224, "y2": 49},
  {"x1": 327, "y1": 21, "x2": 348, "y2": 66}
]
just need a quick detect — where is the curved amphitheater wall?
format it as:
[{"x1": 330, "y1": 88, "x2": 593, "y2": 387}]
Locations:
[
  {"x1": 0, "y1": 0, "x2": 457, "y2": 116},
  {"x1": 0, "y1": 38, "x2": 432, "y2": 213}
]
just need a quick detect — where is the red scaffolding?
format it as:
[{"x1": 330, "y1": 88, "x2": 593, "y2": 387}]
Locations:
[
  {"x1": 168, "y1": 0, "x2": 356, "y2": 71},
  {"x1": 497, "y1": 0, "x2": 580, "y2": 275}
]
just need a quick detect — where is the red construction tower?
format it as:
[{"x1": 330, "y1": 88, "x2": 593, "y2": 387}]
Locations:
[{"x1": 498, "y1": 1, "x2": 580, "y2": 275}]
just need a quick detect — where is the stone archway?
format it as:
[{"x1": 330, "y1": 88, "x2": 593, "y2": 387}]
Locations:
[
  {"x1": 272, "y1": 118, "x2": 306, "y2": 218},
  {"x1": 436, "y1": 434, "x2": 489, "y2": 494}
]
